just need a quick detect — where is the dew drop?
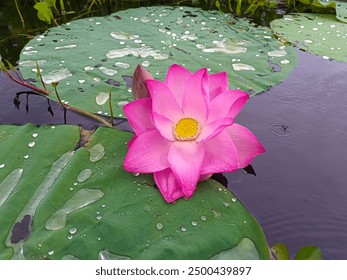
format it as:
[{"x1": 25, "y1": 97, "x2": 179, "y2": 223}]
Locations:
[
  {"x1": 99, "y1": 67, "x2": 117, "y2": 76},
  {"x1": 0, "y1": 164, "x2": 5, "y2": 168},
  {"x1": 22, "y1": 50, "x2": 38, "y2": 55},
  {"x1": 48, "y1": 250, "x2": 54, "y2": 256},
  {"x1": 212, "y1": 209, "x2": 221, "y2": 219},
  {"x1": 28, "y1": 141, "x2": 36, "y2": 148},
  {"x1": 110, "y1": 32, "x2": 139, "y2": 40},
  {"x1": 24, "y1": 155, "x2": 29, "y2": 159},
  {"x1": 142, "y1": 61, "x2": 150, "y2": 67},
  {"x1": 117, "y1": 100, "x2": 129, "y2": 107},
  {"x1": 140, "y1": 17, "x2": 151, "y2": 23},
  {"x1": 69, "y1": 227, "x2": 77, "y2": 235},
  {"x1": 78, "y1": 79, "x2": 86, "y2": 84},
  {"x1": 180, "y1": 226, "x2": 187, "y2": 232},
  {"x1": 156, "y1": 223, "x2": 164, "y2": 230},
  {"x1": 322, "y1": 56, "x2": 330, "y2": 60},
  {"x1": 200, "y1": 215, "x2": 207, "y2": 221},
  {"x1": 280, "y1": 59, "x2": 290, "y2": 64},
  {"x1": 88, "y1": 143, "x2": 105, "y2": 162},
  {"x1": 96, "y1": 215, "x2": 102, "y2": 220},
  {"x1": 95, "y1": 92, "x2": 110, "y2": 105},
  {"x1": 231, "y1": 197, "x2": 237, "y2": 202},
  {"x1": 45, "y1": 188, "x2": 104, "y2": 230},
  {"x1": 191, "y1": 220, "x2": 198, "y2": 226},
  {"x1": 133, "y1": 172, "x2": 140, "y2": 177},
  {"x1": 55, "y1": 44, "x2": 77, "y2": 50},
  {"x1": 232, "y1": 63, "x2": 255, "y2": 71},
  {"x1": 32, "y1": 133, "x2": 38, "y2": 138},
  {"x1": 84, "y1": 66, "x2": 94, "y2": 71},
  {"x1": 267, "y1": 49, "x2": 288, "y2": 57},
  {"x1": 42, "y1": 68, "x2": 72, "y2": 84},
  {"x1": 77, "y1": 169, "x2": 92, "y2": 183},
  {"x1": 114, "y1": 62, "x2": 130, "y2": 69},
  {"x1": 223, "y1": 202, "x2": 230, "y2": 207}
]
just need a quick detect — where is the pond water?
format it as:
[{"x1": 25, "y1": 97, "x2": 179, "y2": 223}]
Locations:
[{"x1": 1, "y1": 1, "x2": 347, "y2": 260}]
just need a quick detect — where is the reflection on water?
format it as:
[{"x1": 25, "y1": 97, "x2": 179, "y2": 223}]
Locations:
[{"x1": 1, "y1": 50, "x2": 347, "y2": 259}]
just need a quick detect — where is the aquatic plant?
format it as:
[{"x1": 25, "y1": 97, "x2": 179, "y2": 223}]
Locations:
[
  {"x1": 271, "y1": 13, "x2": 347, "y2": 62},
  {"x1": 18, "y1": 6, "x2": 297, "y2": 117},
  {"x1": 0, "y1": 123, "x2": 270, "y2": 259},
  {"x1": 124, "y1": 64, "x2": 265, "y2": 202},
  {"x1": 271, "y1": 243, "x2": 322, "y2": 260}
]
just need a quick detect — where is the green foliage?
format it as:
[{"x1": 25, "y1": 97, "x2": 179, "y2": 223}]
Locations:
[
  {"x1": 289, "y1": 0, "x2": 347, "y2": 22},
  {"x1": 295, "y1": 246, "x2": 322, "y2": 260},
  {"x1": 271, "y1": 13, "x2": 347, "y2": 62},
  {"x1": 19, "y1": 6, "x2": 297, "y2": 117},
  {"x1": 209, "y1": 0, "x2": 277, "y2": 16},
  {"x1": 0, "y1": 124, "x2": 271, "y2": 260},
  {"x1": 34, "y1": 1, "x2": 55, "y2": 24},
  {"x1": 271, "y1": 242, "x2": 290, "y2": 260},
  {"x1": 271, "y1": 243, "x2": 322, "y2": 260}
]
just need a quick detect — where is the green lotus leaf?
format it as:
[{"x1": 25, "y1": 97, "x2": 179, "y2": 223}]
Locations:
[
  {"x1": 0, "y1": 124, "x2": 270, "y2": 260},
  {"x1": 318, "y1": 0, "x2": 347, "y2": 23},
  {"x1": 19, "y1": 6, "x2": 297, "y2": 117},
  {"x1": 271, "y1": 13, "x2": 347, "y2": 62}
]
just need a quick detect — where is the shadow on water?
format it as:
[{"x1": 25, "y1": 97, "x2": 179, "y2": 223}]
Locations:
[{"x1": 1, "y1": 49, "x2": 347, "y2": 259}]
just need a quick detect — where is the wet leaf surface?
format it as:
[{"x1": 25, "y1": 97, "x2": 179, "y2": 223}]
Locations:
[
  {"x1": 271, "y1": 13, "x2": 347, "y2": 62},
  {"x1": 19, "y1": 6, "x2": 297, "y2": 116},
  {"x1": 0, "y1": 124, "x2": 270, "y2": 260}
]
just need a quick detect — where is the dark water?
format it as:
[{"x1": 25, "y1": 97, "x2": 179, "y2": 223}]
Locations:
[
  {"x1": 228, "y1": 50, "x2": 347, "y2": 260},
  {"x1": 1, "y1": 49, "x2": 347, "y2": 259}
]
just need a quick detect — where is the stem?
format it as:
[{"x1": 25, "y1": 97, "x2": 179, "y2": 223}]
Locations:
[
  {"x1": 66, "y1": 105, "x2": 113, "y2": 127},
  {"x1": 108, "y1": 90, "x2": 114, "y2": 126},
  {"x1": 228, "y1": 0, "x2": 234, "y2": 12},
  {"x1": 36, "y1": 61, "x2": 48, "y2": 92},
  {"x1": 4, "y1": 71, "x2": 51, "y2": 96},
  {"x1": 14, "y1": 0, "x2": 25, "y2": 29},
  {"x1": 53, "y1": 85, "x2": 112, "y2": 127}
]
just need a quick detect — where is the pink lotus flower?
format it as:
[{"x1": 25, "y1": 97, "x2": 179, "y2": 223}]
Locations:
[{"x1": 123, "y1": 64, "x2": 265, "y2": 203}]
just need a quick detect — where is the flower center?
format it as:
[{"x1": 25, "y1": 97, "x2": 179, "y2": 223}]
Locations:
[{"x1": 174, "y1": 118, "x2": 201, "y2": 141}]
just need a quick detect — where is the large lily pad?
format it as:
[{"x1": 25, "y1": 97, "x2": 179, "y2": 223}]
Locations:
[
  {"x1": 0, "y1": 124, "x2": 270, "y2": 259},
  {"x1": 19, "y1": 6, "x2": 297, "y2": 116},
  {"x1": 271, "y1": 13, "x2": 347, "y2": 62}
]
